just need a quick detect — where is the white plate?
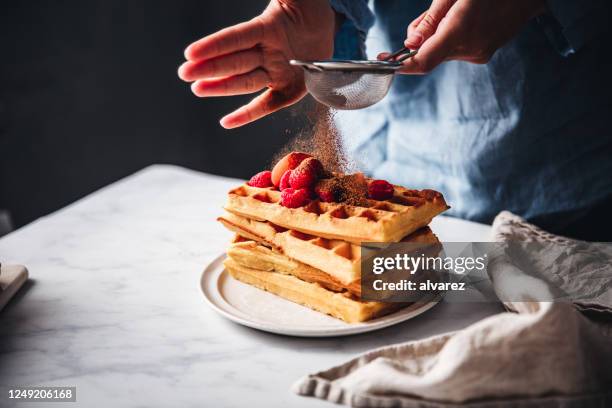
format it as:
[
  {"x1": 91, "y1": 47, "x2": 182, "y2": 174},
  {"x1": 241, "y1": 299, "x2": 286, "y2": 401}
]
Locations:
[{"x1": 201, "y1": 254, "x2": 440, "y2": 337}]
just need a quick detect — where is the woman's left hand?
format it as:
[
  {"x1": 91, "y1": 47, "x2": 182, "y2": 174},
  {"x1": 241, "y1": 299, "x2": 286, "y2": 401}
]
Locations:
[{"x1": 379, "y1": 0, "x2": 547, "y2": 74}]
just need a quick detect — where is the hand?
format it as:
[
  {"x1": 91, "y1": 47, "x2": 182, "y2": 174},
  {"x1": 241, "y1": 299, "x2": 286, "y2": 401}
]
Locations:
[
  {"x1": 379, "y1": 0, "x2": 546, "y2": 74},
  {"x1": 178, "y1": 0, "x2": 336, "y2": 129}
]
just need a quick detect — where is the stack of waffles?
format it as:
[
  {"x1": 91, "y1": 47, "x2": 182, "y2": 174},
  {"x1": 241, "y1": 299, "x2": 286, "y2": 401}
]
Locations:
[{"x1": 218, "y1": 153, "x2": 448, "y2": 323}]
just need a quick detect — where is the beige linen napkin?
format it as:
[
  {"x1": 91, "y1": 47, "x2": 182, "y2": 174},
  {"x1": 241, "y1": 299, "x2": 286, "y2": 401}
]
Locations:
[{"x1": 293, "y1": 212, "x2": 612, "y2": 407}]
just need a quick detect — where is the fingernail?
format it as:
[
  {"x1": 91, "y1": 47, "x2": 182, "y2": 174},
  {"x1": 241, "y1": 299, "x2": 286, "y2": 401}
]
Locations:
[
  {"x1": 190, "y1": 81, "x2": 201, "y2": 96},
  {"x1": 177, "y1": 63, "x2": 188, "y2": 80},
  {"x1": 406, "y1": 31, "x2": 424, "y2": 47},
  {"x1": 220, "y1": 116, "x2": 233, "y2": 129},
  {"x1": 184, "y1": 46, "x2": 193, "y2": 61}
]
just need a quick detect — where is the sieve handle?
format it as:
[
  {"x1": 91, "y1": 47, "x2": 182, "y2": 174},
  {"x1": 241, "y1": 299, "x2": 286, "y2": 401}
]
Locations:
[
  {"x1": 289, "y1": 60, "x2": 324, "y2": 72},
  {"x1": 385, "y1": 47, "x2": 418, "y2": 63}
]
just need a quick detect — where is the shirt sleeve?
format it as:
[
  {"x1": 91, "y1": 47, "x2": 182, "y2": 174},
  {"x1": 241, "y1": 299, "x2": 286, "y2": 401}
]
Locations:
[
  {"x1": 543, "y1": 0, "x2": 610, "y2": 56},
  {"x1": 329, "y1": 0, "x2": 375, "y2": 60}
]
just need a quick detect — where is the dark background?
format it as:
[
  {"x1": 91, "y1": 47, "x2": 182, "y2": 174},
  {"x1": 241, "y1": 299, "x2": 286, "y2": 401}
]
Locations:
[{"x1": 0, "y1": 0, "x2": 311, "y2": 230}]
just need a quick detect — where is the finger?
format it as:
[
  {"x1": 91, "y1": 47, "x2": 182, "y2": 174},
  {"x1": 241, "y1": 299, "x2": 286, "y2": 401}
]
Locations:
[
  {"x1": 399, "y1": 31, "x2": 450, "y2": 74},
  {"x1": 220, "y1": 88, "x2": 305, "y2": 129},
  {"x1": 406, "y1": 10, "x2": 427, "y2": 46},
  {"x1": 377, "y1": 52, "x2": 391, "y2": 60},
  {"x1": 179, "y1": 49, "x2": 263, "y2": 81},
  {"x1": 184, "y1": 17, "x2": 264, "y2": 61},
  {"x1": 191, "y1": 69, "x2": 270, "y2": 97},
  {"x1": 405, "y1": 0, "x2": 455, "y2": 49}
]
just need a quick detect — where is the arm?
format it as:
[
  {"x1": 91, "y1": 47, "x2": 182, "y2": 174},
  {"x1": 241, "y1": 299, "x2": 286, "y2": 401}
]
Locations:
[
  {"x1": 329, "y1": 0, "x2": 375, "y2": 60},
  {"x1": 329, "y1": 0, "x2": 374, "y2": 35}
]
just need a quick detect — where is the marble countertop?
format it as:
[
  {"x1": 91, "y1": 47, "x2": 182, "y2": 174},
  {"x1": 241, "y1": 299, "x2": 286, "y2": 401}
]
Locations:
[{"x1": 0, "y1": 165, "x2": 504, "y2": 407}]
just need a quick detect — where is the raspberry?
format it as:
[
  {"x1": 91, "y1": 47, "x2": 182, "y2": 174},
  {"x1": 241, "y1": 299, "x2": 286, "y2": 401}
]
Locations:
[
  {"x1": 314, "y1": 180, "x2": 337, "y2": 202},
  {"x1": 247, "y1": 170, "x2": 273, "y2": 188},
  {"x1": 279, "y1": 170, "x2": 292, "y2": 191},
  {"x1": 271, "y1": 151, "x2": 312, "y2": 187},
  {"x1": 289, "y1": 158, "x2": 323, "y2": 189},
  {"x1": 280, "y1": 188, "x2": 311, "y2": 208},
  {"x1": 368, "y1": 179, "x2": 394, "y2": 200},
  {"x1": 287, "y1": 152, "x2": 311, "y2": 169},
  {"x1": 316, "y1": 188, "x2": 336, "y2": 202}
]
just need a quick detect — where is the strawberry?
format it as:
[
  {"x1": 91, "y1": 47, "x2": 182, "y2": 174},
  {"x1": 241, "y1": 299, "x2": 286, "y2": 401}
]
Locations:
[
  {"x1": 368, "y1": 179, "x2": 394, "y2": 200},
  {"x1": 271, "y1": 152, "x2": 312, "y2": 187},
  {"x1": 280, "y1": 188, "x2": 311, "y2": 208},
  {"x1": 279, "y1": 169, "x2": 292, "y2": 191},
  {"x1": 247, "y1": 170, "x2": 273, "y2": 188},
  {"x1": 289, "y1": 158, "x2": 323, "y2": 189}
]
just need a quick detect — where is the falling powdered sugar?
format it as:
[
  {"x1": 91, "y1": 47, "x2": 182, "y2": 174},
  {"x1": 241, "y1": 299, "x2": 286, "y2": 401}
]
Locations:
[{"x1": 273, "y1": 104, "x2": 357, "y2": 174}]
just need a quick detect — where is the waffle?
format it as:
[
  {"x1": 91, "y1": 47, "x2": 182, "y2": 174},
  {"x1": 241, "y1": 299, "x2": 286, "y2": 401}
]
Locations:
[
  {"x1": 227, "y1": 237, "x2": 359, "y2": 295},
  {"x1": 223, "y1": 258, "x2": 404, "y2": 323},
  {"x1": 225, "y1": 183, "x2": 448, "y2": 244},
  {"x1": 218, "y1": 212, "x2": 441, "y2": 286}
]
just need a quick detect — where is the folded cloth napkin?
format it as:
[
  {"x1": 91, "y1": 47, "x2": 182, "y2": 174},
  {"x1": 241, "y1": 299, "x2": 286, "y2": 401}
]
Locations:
[
  {"x1": 489, "y1": 211, "x2": 612, "y2": 315},
  {"x1": 293, "y1": 211, "x2": 612, "y2": 407}
]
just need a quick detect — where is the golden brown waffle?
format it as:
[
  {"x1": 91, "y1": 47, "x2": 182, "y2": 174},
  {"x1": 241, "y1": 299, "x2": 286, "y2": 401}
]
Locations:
[
  {"x1": 223, "y1": 258, "x2": 405, "y2": 323},
  {"x1": 224, "y1": 183, "x2": 448, "y2": 244},
  {"x1": 218, "y1": 212, "x2": 440, "y2": 286},
  {"x1": 227, "y1": 238, "x2": 359, "y2": 295}
]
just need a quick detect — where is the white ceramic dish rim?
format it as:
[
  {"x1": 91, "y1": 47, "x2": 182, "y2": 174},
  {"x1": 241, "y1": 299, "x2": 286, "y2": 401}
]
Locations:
[{"x1": 201, "y1": 254, "x2": 441, "y2": 337}]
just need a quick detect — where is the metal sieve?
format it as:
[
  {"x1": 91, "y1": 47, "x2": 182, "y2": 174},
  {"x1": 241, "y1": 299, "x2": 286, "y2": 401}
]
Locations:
[{"x1": 290, "y1": 47, "x2": 416, "y2": 110}]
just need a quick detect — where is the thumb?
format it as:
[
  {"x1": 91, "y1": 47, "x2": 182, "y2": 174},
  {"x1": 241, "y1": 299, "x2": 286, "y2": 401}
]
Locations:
[{"x1": 405, "y1": 0, "x2": 455, "y2": 49}]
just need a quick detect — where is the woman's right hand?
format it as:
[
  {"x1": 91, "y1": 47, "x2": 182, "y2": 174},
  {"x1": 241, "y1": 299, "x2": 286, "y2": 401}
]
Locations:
[{"x1": 178, "y1": 0, "x2": 337, "y2": 129}]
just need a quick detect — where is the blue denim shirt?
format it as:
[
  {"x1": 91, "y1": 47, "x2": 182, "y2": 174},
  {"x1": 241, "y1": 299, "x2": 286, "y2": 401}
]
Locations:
[{"x1": 329, "y1": 0, "x2": 612, "y2": 239}]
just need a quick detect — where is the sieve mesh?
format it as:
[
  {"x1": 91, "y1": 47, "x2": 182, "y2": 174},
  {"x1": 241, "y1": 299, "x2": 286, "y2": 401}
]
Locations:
[{"x1": 303, "y1": 70, "x2": 395, "y2": 110}]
